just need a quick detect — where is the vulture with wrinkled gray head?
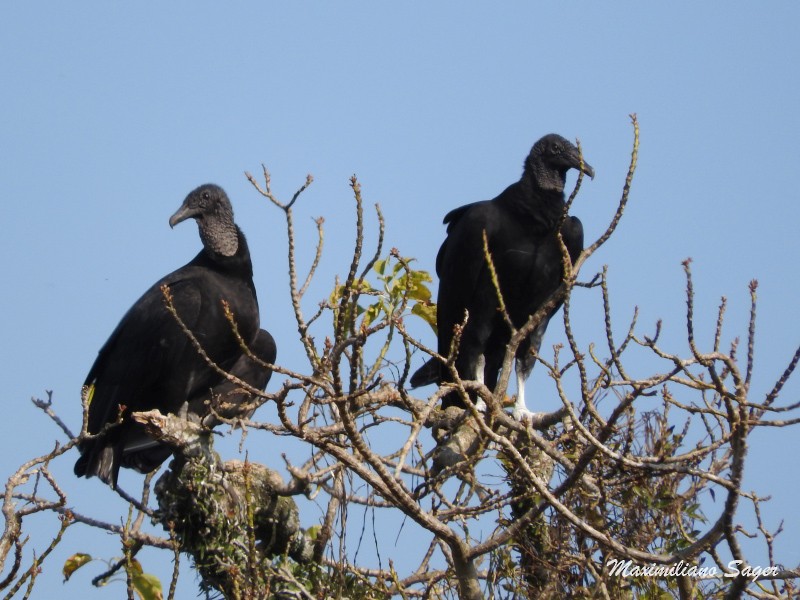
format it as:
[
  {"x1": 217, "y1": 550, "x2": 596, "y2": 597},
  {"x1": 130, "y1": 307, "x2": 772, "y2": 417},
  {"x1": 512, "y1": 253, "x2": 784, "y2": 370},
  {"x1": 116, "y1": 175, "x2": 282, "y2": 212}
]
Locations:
[{"x1": 75, "y1": 184, "x2": 275, "y2": 488}]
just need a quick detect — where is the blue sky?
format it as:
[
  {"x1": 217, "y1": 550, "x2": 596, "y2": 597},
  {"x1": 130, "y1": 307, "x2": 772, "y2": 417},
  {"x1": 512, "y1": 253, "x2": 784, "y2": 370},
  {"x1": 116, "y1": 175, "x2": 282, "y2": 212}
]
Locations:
[{"x1": 2, "y1": 3, "x2": 798, "y2": 597}]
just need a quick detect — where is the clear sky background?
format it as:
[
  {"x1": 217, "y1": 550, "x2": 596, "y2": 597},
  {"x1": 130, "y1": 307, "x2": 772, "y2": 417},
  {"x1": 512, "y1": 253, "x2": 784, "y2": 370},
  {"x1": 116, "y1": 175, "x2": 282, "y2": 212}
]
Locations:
[{"x1": 2, "y1": 3, "x2": 798, "y2": 597}]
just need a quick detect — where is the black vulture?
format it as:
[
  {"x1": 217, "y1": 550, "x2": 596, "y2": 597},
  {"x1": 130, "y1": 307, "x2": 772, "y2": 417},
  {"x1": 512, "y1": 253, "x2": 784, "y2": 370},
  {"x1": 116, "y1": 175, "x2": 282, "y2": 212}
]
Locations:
[
  {"x1": 410, "y1": 134, "x2": 593, "y2": 420},
  {"x1": 74, "y1": 184, "x2": 274, "y2": 488}
]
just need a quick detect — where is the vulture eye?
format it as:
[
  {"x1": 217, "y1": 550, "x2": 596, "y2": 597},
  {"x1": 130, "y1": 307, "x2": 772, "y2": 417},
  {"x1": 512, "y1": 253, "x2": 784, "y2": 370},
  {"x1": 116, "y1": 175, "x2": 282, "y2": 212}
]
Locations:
[{"x1": 201, "y1": 191, "x2": 211, "y2": 201}]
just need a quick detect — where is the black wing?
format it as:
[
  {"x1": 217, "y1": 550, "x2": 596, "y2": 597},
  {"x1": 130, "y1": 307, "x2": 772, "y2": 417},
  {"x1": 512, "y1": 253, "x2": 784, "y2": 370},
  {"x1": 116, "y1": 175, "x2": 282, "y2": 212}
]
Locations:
[
  {"x1": 409, "y1": 200, "x2": 503, "y2": 388},
  {"x1": 75, "y1": 263, "x2": 260, "y2": 485},
  {"x1": 196, "y1": 327, "x2": 277, "y2": 426},
  {"x1": 122, "y1": 328, "x2": 277, "y2": 474}
]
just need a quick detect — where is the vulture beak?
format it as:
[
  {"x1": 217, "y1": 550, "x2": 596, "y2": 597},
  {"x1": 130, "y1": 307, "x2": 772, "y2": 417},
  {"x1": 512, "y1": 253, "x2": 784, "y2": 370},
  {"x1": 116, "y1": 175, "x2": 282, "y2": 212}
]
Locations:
[
  {"x1": 568, "y1": 148, "x2": 595, "y2": 180},
  {"x1": 168, "y1": 203, "x2": 199, "y2": 228}
]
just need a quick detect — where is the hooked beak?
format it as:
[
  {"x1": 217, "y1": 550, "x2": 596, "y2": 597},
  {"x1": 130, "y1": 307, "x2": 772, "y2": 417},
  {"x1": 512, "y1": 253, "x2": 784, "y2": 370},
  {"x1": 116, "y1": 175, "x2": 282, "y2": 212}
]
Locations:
[
  {"x1": 565, "y1": 144, "x2": 595, "y2": 180},
  {"x1": 571, "y1": 151, "x2": 595, "y2": 180},
  {"x1": 168, "y1": 202, "x2": 199, "y2": 228},
  {"x1": 579, "y1": 161, "x2": 595, "y2": 180}
]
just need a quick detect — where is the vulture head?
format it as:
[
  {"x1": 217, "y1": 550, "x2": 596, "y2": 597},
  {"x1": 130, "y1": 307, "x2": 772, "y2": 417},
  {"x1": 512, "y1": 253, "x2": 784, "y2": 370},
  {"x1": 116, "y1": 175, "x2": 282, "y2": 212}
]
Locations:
[
  {"x1": 525, "y1": 134, "x2": 595, "y2": 192},
  {"x1": 169, "y1": 184, "x2": 239, "y2": 257}
]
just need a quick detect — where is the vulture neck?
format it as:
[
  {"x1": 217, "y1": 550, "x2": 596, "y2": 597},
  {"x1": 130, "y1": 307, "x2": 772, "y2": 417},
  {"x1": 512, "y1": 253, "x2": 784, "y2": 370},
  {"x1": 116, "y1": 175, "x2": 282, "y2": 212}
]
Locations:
[
  {"x1": 193, "y1": 227, "x2": 254, "y2": 281},
  {"x1": 507, "y1": 167, "x2": 568, "y2": 232},
  {"x1": 527, "y1": 160, "x2": 566, "y2": 195},
  {"x1": 199, "y1": 215, "x2": 239, "y2": 258}
]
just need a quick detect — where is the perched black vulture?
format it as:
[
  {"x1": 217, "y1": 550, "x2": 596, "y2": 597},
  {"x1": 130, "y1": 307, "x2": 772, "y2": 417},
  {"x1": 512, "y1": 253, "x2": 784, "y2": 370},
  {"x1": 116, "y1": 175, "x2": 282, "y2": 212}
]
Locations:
[
  {"x1": 74, "y1": 184, "x2": 274, "y2": 488},
  {"x1": 410, "y1": 134, "x2": 593, "y2": 420}
]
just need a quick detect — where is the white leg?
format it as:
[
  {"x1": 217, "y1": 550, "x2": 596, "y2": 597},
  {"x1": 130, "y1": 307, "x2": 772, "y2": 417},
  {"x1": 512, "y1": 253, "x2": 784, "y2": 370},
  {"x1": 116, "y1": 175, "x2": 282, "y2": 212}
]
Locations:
[
  {"x1": 512, "y1": 359, "x2": 535, "y2": 422},
  {"x1": 474, "y1": 355, "x2": 485, "y2": 385},
  {"x1": 473, "y1": 355, "x2": 487, "y2": 412}
]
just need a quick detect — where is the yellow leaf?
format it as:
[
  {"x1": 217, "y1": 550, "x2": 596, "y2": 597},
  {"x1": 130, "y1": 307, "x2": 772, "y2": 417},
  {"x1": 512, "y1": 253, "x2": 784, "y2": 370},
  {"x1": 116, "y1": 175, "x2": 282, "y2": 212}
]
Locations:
[
  {"x1": 62, "y1": 553, "x2": 92, "y2": 582},
  {"x1": 411, "y1": 302, "x2": 438, "y2": 334},
  {"x1": 132, "y1": 573, "x2": 163, "y2": 600}
]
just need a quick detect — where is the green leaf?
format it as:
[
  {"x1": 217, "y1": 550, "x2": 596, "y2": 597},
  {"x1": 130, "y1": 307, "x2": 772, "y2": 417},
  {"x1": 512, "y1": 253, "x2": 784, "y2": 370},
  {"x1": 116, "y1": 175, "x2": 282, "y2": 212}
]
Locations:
[
  {"x1": 684, "y1": 502, "x2": 705, "y2": 520},
  {"x1": 411, "y1": 302, "x2": 438, "y2": 334},
  {"x1": 410, "y1": 269, "x2": 433, "y2": 284},
  {"x1": 305, "y1": 524, "x2": 321, "y2": 541},
  {"x1": 391, "y1": 259, "x2": 405, "y2": 278},
  {"x1": 132, "y1": 573, "x2": 163, "y2": 600},
  {"x1": 408, "y1": 280, "x2": 432, "y2": 302},
  {"x1": 62, "y1": 553, "x2": 92, "y2": 582},
  {"x1": 126, "y1": 558, "x2": 144, "y2": 576},
  {"x1": 361, "y1": 302, "x2": 382, "y2": 329}
]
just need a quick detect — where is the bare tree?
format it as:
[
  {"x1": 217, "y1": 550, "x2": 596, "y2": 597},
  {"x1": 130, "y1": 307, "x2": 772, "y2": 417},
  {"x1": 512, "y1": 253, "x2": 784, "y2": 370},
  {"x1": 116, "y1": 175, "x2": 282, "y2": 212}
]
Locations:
[{"x1": 2, "y1": 116, "x2": 799, "y2": 599}]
